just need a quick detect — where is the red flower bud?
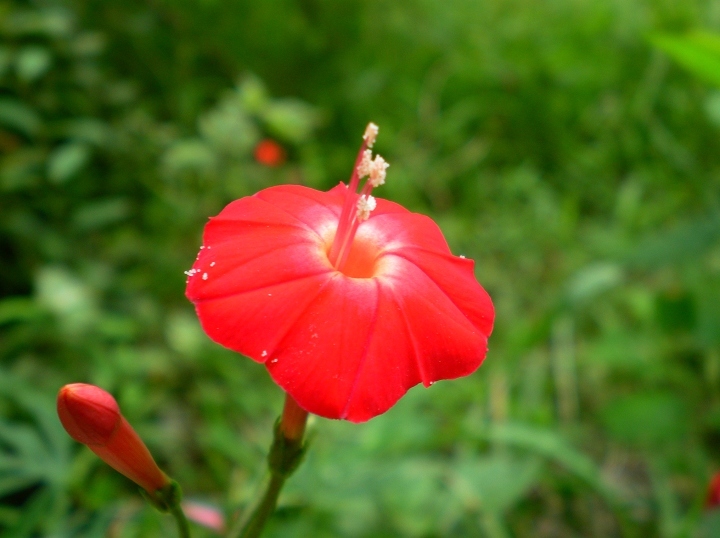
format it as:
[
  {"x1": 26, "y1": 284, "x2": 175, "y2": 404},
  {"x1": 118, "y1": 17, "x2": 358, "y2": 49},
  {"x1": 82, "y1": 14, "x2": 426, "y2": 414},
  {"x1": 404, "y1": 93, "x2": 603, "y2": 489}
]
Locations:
[{"x1": 57, "y1": 383, "x2": 169, "y2": 494}]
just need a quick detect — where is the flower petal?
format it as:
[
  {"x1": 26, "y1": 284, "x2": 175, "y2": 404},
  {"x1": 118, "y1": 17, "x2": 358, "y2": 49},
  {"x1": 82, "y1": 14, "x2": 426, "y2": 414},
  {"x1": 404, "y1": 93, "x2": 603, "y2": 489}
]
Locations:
[
  {"x1": 340, "y1": 258, "x2": 489, "y2": 422},
  {"x1": 266, "y1": 275, "x2": 380, "y2": 419}
]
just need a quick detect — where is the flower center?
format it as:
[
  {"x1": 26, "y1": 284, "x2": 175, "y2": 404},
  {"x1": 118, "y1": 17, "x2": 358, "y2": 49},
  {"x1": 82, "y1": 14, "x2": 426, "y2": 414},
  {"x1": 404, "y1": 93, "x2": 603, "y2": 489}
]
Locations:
[
  {"x1": 327, "y1": 123, "x2": 389, "y2": 275},
  {"x1": 333, "y1": 234, "x2": 379, "y2": 278}
]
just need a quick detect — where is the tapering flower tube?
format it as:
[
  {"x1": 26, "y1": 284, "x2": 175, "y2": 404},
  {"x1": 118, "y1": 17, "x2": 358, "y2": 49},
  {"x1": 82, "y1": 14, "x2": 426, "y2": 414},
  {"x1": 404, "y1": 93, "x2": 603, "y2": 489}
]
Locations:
[
  {"x1": 57, "y1": 383, "x2": 169, "y2": 494},
  {"x1": 186, "y1": 123, "x2": 494, "y2": 422}
]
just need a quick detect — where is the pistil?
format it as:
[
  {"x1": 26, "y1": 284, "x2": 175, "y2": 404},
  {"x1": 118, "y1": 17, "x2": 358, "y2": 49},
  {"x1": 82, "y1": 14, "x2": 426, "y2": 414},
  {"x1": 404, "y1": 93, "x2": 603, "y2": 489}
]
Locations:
[{"x1": 328, "y1": 123, "x2": 389, "y2": 273}]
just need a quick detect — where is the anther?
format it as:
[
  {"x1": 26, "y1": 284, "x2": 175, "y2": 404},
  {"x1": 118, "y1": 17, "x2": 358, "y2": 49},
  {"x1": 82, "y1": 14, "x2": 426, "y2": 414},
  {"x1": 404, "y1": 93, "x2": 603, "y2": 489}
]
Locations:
[
  {"x1": 356, "y1": 195, "x2": 377, "y2": 222},
  {"x1": 363, "y1": 123, "x2": 379, "y2": 148},
  {"x1": 368, "y1": 155, "x2": 389, "y2": 187},
  {"x1": 357, "y1": 149, "x2": 373, "y2": 178}
]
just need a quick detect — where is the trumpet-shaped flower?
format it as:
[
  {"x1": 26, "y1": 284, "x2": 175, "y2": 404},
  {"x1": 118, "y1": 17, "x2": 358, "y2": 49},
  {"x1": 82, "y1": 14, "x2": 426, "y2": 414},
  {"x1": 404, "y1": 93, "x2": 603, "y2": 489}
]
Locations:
[{"x1": 186, "y1": 124, "x2": 494, "y2": 422}]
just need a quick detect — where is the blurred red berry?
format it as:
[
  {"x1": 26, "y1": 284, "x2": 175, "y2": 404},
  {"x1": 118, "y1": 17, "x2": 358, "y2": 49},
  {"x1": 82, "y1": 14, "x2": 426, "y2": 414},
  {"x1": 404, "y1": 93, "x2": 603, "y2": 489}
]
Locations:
[
  {"x1": 57, "y1": 383, "x2": 169, "y2": 494},
  {"x1": 254, "y1": 139, "x2": 286, "y2": 167}
]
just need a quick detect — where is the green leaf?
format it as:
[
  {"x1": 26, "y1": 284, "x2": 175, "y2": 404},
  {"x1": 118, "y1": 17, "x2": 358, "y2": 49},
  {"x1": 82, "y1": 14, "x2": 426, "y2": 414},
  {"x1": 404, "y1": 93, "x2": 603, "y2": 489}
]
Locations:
[
  {"x1": 706, "y1": 90, "x2": 720, "y2": 127},
  {"x1": 262, "y1": 99, "x2": 317, "y2": 143},
  {"x1": 238, "y1": 75, "x2": 269, "y2": 113},
  {"x1": 0, "y1": 297, "x2": 43, "y2": 326},
  {"x1": 0, "y1": 99, "x2": 41, "y2": 138},
  {"x1": 3, "y1": 9, "x2": 73, "y2": 38},
  {"x1": 601, "y1": 392, "x2": 688, "y2": 447},
  {"x1": 0, "y1": 47, "x2": 12, "y2": 79},
  {"x1": 626, "y1": 213, "x2": 720, "y2": 268},
  {"x1": 34, "y1": 266, "x2": 97, "y2": 334},
  {"x1": 0, "y1": 149, "x2": 44, "y2": 191},
  {"x1": 72, "y1": 198, "x2": 130, "y2": 231},
  {"x1": 451, "y1": 455, "x2": 542, "y2": 514},
  {"x1": 15, "y1": 46, "x2": 52, "y2": 82},
  {"x1": 0, "y1": 487, "x2": 54, "y2": 538},
  {"x1": 566, "y1": 262, "x2": 624, "y2": 303},
  {"x1": 650, "y1": 31, "x2": 720, "y2": 87},
  {"x1": 161, "y1": 139, "x2": 216, "y2": 175},
  {"x1": 47, "y1": 142, "x2": 91, "y2": 184},
  {"x1": 480, "y1": 423, "x2": 620, "y2": 505},
  {"x1": 199, "y1": 96, "x2": 258, "y2": 155}
]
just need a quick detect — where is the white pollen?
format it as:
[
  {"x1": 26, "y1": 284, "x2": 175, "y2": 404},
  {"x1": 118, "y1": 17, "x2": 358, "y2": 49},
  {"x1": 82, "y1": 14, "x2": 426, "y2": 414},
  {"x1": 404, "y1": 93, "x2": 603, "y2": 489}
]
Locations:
[
  {"x1": 184, "y1": 268, "x2": 199, "y2": 276},
  {"x1": 460, "y1": 255, "x2": 466, "y2": 259},
  {"x1": 210, "y1": 262, "x2": 216, "y2": 267},
  {"x1": 200, "y1": 246, "x2": 204, "y2": 249},
  {"x1": 368, "y1": 154, "x2": 389, "y2": 187},
  {"x1": 202, "y1": 273, "x2": 208, "y2": 280},
  {"x1": 357, "y1": 149, "x2": 373, "y2": 178},
  {"x1": 270, "y1": 358, "x2": 278, "y2": 363},
  {"x1": 261, "y1": 350, "x2": 267, "y2": 357},
  {"x1": 268, "y1": 293, "x2": 272, "y2": 296},
  {"x1": 356, "y1": 194, "x2": 377, "y2": 221},
  {"x1": 363, "y1": 122, "x2": 379, "y2": 148}
]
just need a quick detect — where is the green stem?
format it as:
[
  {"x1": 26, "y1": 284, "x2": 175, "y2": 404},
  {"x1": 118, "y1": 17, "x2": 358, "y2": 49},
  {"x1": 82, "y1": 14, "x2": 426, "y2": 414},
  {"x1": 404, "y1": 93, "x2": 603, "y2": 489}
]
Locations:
[
  {"x1": 170, "y1": 503, "x2": 192, "y2": 538},
  {"x1": 237, "y1": 472, "x2": 286, "y2": 538},
  {"x1": 232, "y1": 398, "x2": 309, "y2": 538},
  {"x1": 142, "y1": 481, "x2": 192, "y2": 538}
]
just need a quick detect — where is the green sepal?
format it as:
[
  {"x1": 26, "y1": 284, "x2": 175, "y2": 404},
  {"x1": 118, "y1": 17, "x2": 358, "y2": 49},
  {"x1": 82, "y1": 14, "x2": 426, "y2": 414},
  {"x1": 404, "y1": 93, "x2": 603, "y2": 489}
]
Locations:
[
  {"x1": 267, "y1": 419, "x2": 308, "y2": 478},
  {"x1": 140, "y1": 480, "x2": 183, "y2": 513}
]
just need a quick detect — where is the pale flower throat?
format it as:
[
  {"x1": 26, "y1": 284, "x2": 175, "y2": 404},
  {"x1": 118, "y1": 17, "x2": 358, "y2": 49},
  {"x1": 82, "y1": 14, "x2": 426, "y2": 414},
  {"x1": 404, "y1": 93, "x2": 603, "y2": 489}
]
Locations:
[{"x1": 328, "y1": 123, "x2": 390, "y2": 273}]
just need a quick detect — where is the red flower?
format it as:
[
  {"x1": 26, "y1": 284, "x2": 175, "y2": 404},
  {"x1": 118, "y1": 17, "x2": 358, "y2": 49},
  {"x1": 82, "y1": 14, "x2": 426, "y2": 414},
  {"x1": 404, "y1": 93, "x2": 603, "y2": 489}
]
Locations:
[
  {"x1": 708, "y1": 472, "x2": 720, "y2": 509},
  {"x1": 186, "y1": 124, "x2": 494, "y2": 422},
  {"x1": 254, "y1": 139, "x2": 286, "y2": 167},
  {"x1": 57, "y1": 383, "x2": 170, "y2": 494}
]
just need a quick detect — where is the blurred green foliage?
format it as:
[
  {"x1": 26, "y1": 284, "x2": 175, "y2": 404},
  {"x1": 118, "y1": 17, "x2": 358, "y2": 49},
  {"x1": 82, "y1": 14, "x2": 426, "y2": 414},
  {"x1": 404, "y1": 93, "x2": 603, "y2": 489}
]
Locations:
[{"x1": 2, "y1": 0, "x2": 720, "y2": 536}]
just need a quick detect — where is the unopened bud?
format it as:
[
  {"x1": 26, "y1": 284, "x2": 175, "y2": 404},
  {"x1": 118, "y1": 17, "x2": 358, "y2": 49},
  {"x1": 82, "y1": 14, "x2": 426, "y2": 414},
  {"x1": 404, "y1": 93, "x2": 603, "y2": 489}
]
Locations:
[{"x1": 57, "y1": 383, "x2": 169, "y2": 494}]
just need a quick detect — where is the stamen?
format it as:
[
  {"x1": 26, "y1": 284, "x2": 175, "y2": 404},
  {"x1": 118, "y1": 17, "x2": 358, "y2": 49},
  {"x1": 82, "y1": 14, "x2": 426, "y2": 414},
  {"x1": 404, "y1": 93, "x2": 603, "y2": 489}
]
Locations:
[
  {"x1": 363, "y1": 123, "x2": 379, "y2": 148},
  {"x1": 356, "y1": 195, "x2": 376, "y2": 222},
  {"x1": 368, "y1": 155, "x2": 389, "y2": 187},
  {"x1": 328, "y1": 122, "x2": 389, "y2": 273},
  {"x1": 357, "y1": 149, "x2": 373, "y2": 178}
]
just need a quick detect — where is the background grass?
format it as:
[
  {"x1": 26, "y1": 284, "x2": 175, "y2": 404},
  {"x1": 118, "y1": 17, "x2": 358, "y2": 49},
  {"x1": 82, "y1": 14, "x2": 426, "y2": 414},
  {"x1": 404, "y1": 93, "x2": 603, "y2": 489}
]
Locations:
[{"x1": 2, "y1": 0, "x2": 720, "y2": 536}]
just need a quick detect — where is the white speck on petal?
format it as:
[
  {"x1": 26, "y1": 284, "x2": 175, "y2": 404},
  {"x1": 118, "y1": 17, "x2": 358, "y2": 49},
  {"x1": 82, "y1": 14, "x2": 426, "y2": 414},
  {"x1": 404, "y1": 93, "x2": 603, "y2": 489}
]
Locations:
[
  {"x1": 210, "y1": 262, "x2": 216, "y2": 267},
  {"x1": 270, "y1": 358, "x2": 278, "y2": 364},
  {"x1": 202, "y1": 273, "x2": 208, "y2": 280},
  {"x1": 261, "y1": 350, "x2": 267, "y2": 357},
  {"x1": 459, "y1": 255, "x2": 466, "y2": 259}
]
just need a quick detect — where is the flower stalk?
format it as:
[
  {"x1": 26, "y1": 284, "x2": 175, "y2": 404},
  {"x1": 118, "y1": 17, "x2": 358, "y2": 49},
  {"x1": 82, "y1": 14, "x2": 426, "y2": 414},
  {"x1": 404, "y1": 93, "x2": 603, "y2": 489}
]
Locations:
[{"x1": 234, "y1": 394, "x2": 309, "y2": 538}]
